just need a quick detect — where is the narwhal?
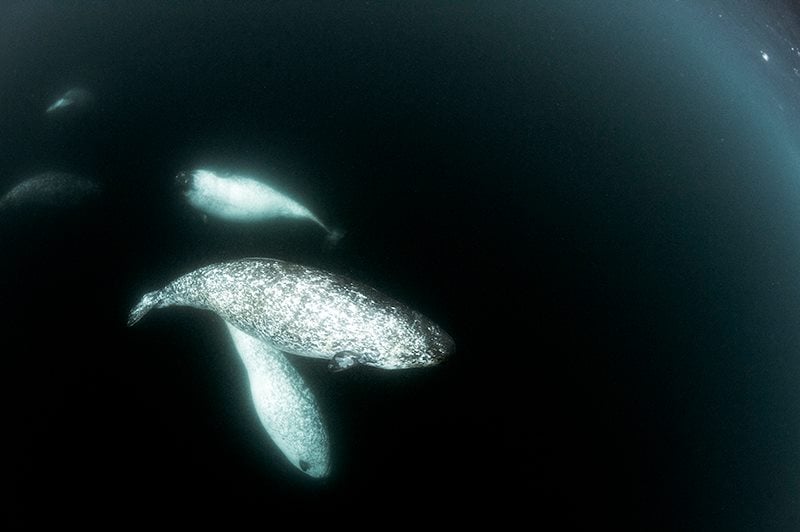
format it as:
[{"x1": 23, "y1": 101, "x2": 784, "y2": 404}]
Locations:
[
  {"x1": 45, "y1": 88, "x2": 93, "y2": 114},
  {"x1": 225, "y1": 322, "x2": 330, "y2": 477},
  {"x1": 128, "y1": 258, "x2": 454, "y2": 371},
  {"x1": 0, "y1": 172, "x2": 100, "y2": 210},
  {"x1": 177, "y1": 169, "x2": 344, "y2": 246}
]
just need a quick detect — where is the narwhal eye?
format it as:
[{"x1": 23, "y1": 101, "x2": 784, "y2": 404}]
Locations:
[{"x1": 299, "y1": 460, "x2": 310, "y2": 472}]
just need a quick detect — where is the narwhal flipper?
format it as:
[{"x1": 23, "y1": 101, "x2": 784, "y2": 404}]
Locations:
[
  {"x1": 328, "y1": 351, "x2": 372, "y2": 372},
  {"x1": 225, "y1": 322, "x2": 330, "y2": 478}
]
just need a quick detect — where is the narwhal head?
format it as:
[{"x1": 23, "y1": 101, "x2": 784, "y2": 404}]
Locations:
[
  {"x1": 383, "y1": 311, "x2": 455, "y2": 370},
  {"x1": 413, "y1": 313, "x2": 456, "y2": 367},
  {"x1": 175, "y1": 170, "x2": 193, "y2": 192},
  {"x1": 175, "y1": 169, "x2": 227, "y2": 211}
]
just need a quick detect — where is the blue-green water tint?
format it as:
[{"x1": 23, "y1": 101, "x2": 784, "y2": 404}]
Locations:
[{"x1": 3, "y1": 1, "x2": 800, "y2": 529}]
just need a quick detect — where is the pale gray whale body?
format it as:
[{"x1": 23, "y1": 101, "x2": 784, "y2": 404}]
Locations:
[
  {"x1": 128, "y1": 258, "x2": 454, "y2": 370},
  {"x1": 177, "y1": 169, "x2": 344, "y2": 246},
  {"x1": 225, "y1": 322, "x2": 330, "y2": 477},
  {"x1": 0, "y1": 172, "x2": 100, "y2": 210},
  {"x1": 45, "y1": 88, "x2": 93, "y2": 114}
]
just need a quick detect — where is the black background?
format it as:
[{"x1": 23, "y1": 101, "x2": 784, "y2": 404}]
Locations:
[{"x1": 3, "y1": 2, "x2": 800, "y2": 529}]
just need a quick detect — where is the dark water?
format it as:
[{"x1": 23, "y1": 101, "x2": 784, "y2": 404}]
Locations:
[{"x1": 3, "y1": 1, "x2": 800, "y2": 529}]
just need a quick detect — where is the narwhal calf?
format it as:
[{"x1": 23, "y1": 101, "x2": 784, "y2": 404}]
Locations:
[{"x1": 177, "y1": 169, "x2": 344, "y2": 246}]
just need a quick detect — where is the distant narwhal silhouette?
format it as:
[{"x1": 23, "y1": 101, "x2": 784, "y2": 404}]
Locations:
[
  {"x1": 0, "y1": 172, "x2": 100, "y2": 211},
  {"x1": 45, "y1": 88, "x2": 93, "y2": 115}
]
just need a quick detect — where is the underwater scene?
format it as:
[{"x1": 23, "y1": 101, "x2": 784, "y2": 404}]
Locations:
[{"x1": 4, "y1": 1, "x2": 800, "y2": 529}]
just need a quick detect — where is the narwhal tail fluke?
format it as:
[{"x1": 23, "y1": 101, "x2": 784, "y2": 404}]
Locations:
[
  {"x1": 309, "y1": 214, "x2": 345, "y2": 249},
  {"x1": 127, "y1": 289, "x2": 165, "y2": 326},
  {"x1": 323, "y1": 228, "x2": 346, "y2": 249}
]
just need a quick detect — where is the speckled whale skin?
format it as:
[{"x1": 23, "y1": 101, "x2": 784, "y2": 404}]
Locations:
[
  {"x1": 0, "y1": 172, "x2": 100, "y2": 210},
  {"x1": 225, "y1": 322, "x2": 330, "y2": 477},
  {"x1": 128, "y1": 258, "x2": 454, "y2": 370}
]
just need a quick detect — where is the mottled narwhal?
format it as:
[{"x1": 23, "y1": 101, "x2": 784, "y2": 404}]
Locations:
[
  {"x1": 45, "y1": 88, "x2": 93, "y2": 114},
  {"x1": 128, "y1": 258, "x2": 454, "y2": 371},
  {"x1": 177, "y1": 169, "x2": 344, "y2": 246},
  {"x1": 225, "y1": 322, "x2": 330, "y2": 477},
  {"x1": 0, "y1": 172, "x2": 100, "y2": 211}
]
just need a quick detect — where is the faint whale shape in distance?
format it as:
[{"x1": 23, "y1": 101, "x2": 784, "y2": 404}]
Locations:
[
  {"x1": 0, "y1": 172, "x2": 101, "y2": 211},
  {"x1": 45, "y1": 87, "x2": 93, "y2": 115},
  {"x1": 226, "y1": 321, "x2": 330, "y2": 477},
  {"x1": 177, "y1": 168, "x2": 345, "y2": 247},
  {"x1": 128, "y1": 257, "x2": 454, "y2": 371}
]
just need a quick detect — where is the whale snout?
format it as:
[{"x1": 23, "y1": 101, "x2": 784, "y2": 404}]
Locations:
[
  {"x1": 414, "y1": 316, "x2": 454, "y2": 367},
  {"x1": 429, "y1": 326, "x2": 455, "y2": 363},
  {"x1": 409, "y1": 311, "x2": 455, "y2": 367}
]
